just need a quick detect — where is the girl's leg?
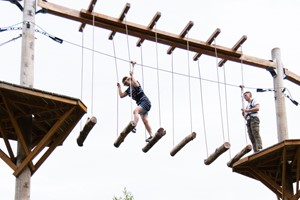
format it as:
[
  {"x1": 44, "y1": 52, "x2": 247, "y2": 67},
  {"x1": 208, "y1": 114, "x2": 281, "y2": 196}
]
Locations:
[
  {"x1": 133, "y1": 106, "x2": 142, "y2": 126},
  {"x1": 141, "y1": 114, "x2": 153, "y2": 137}
]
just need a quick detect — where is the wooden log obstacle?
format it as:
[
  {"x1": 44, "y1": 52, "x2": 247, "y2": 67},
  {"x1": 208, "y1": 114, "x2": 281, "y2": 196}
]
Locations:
[
  {"x1": 114, "y1": 121, "x2": 136, "y2": 148},
  {"x1": 142, "y1": 127, "x2": 166, "y2": 153},
  {"x1": 204, "y1": 142, "x2": 231, "y2": 165},
  {"x1": 227, "y1": 144, "x2": 252, "y2": 167},
  {"x1": 170, "y1": 132, "x2": 196, "y2": 156},
  {"x1": 77, "y1": 116, "x2": 97, "y2": 146}
]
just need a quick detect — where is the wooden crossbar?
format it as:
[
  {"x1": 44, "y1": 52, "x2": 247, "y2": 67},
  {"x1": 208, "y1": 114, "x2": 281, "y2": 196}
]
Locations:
[
  {"x1": 227, "y1": 144, "x2": 252, "y2": 167},
  {"x1": 142, "y1": 127, "x2": 166, "y2": 153},
  {"x1": 218, "y1": 35, "x2": 247, "y2": 67},
  {"x1": 108, "y1": 3, "x2": 130, "y2": 40},
  {"x1": 167, "y1": 21, "x2": 194, "y2": 54},
  {"x1": 79, "y1": 0, "x2": 98, "y2": 32},
  {"x1": 136, "y1": 12, "x2": 161, "y2": 47},
  {"x1": 204, "y1": 142, "x2": 231, "y2": 165},
  {"x1": 193, "y1": 28, "x2": 221, "y2": 61},
  {"x1": 170, "y1": 132, "x2": 196, "y2": 156},
  {"x1": 114, "y1": 121, "x2": 135, "y2": 148},
  {"x1": 77, "y1": 116, "x2": 97, "y2": 146}
]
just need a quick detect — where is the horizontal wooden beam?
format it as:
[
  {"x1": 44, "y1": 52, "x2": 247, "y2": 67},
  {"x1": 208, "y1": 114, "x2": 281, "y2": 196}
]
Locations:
[
  {"x1": 193, "y1": 28, "x2": 221, "y2": 61},
  {"x1": 108, "y1": 3, "x2": 130, "y2": 40},
  {"x1": 37, "y1": 0, "x2": 300, "y2": 86},
  {"x1": 218, "y1": 35, "x2": 247, "y2": 67},
  {"x1": 79, "y1": 0, "x2": 98, "y2": 32},
  {"x1": 136, "y1": 12, "x2": 161, "y2": 47},
  {"x1": 167, "y1": 21, "x2": 194, "y2": 54}
]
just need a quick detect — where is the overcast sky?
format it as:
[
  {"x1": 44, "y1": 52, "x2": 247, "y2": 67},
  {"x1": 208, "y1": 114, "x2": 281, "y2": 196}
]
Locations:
[{"x1": 1, "y1": 0, "x2": 300, "y2": 199}]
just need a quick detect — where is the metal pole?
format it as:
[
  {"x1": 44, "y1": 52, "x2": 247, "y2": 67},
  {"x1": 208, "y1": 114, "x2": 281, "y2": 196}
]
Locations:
[
  {"x1": 271, "y1": 48, "x2": 293, "y2": 200},
  {"x1": 15, "y1": 0, "x2": 36, "y2": 199}
]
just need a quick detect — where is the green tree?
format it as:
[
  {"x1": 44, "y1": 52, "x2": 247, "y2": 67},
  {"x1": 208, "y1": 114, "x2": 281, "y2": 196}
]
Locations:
[{"x1": 113, "y1": 187, "x2": 134, "y2": 200}]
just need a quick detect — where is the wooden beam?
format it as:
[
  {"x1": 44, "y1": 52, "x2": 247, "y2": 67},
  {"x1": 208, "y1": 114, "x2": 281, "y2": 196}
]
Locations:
[
  {"x1": 193, "y1": 28, "x2": 221, "y2": 61},
  {"x1": 227, "y1": 144, "x2": 252, "y2": 167},
  {"x1": 218, "y1": 35, "x2": 247, "y2": 67},
  {"x1": 0, "y1": 148, "x2": 16, "y2": 171},
  {"x1": 79, "y1": 0, "x2": 98, "y2": 32},
  {"x1": 142, "y1": 127, "x2": 166, "y2": 153},
  {"x1": 170, "y1": 132, "x2": 196, "y2": 156},
  {"x1": 136, "y1": 12, "x2": 161, "y2": 47},
  {"x1": 167, "y1": 21, "x2": 194, "y2": 54},
  {"x1": 114, "y1": 121, "x2": 135, "y2": 148},
  {"x1": 108, "y1": 3, "x2": 130, "y2": 40},
  {"x1": 37, "y1": 0, "x2": 300, "y2": 86},
  {"x1": 14, "y1": 107, "x2": 75, "y2": 177},
  {"x1": 0, "y1": 124, "x2": 15, "y2": 161},
  {"x1": 77, "y1": 116, "x2": 97, "y2": 146},
  {"x1": 204, "y1": 142, "x2": 230, "y2": 165}
]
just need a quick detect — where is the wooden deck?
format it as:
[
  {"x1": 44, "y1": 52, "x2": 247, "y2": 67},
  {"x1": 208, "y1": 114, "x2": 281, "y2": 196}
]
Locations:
[
  {"x1": 0, "y1": 81, "x2": 87, "y2": 176},
  {"x1": 232, "y1": 139, "x2": 300, "y2": 199}
]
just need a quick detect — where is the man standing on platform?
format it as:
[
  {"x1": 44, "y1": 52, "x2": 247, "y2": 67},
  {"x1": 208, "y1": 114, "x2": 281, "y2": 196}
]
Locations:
[{"x1": 241, "y1": 91, "x2": 263, "y2": 153}]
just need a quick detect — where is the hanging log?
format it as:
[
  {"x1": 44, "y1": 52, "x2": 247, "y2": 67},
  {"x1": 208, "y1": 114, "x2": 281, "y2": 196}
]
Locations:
[
  {"x1": 77, "y1": 116, "x2": 97, "y2": 147},
  {"x1": 142, "y1": 127, "x2": 166, "y2": 153},
  {"x1": 114, "y1": 121, "x2": 136, "y2": 148},
  {"x1": 170, "y1": 132, "x2": 196, "y2": 156},
  {"x1": 227, "y1": 144, "x2": 252, "y2": 167},
  {"x1": 204, "y1": 142, "x2": 231, "y2": 165}
]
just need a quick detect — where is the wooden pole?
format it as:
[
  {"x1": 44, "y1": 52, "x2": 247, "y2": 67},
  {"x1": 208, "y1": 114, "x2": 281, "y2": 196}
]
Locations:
[
  {"x1": 170, "y1": 132, "x2": 196, "y2": 156},
  {"x1": 204, "y1": 142, "x2": 230, "y2": 165},
  {"x1": 114, "y1": 121, "x2": 135, "y2": 148},
  {"x1": 15, "y1": 0, "x2": 36, "y2": 199},
  {"x1": 142, "y1": 128, "x2": 166, "y2": 153},
  {"x1": 272, "y1": 48, "x2": 293, "y2": 199},
  {"x1": 227, "y1": 144, "x2": 252, "y2": 167},
  {"x1": 77, "y1": 116, "x2": 97, "y2": 146}
]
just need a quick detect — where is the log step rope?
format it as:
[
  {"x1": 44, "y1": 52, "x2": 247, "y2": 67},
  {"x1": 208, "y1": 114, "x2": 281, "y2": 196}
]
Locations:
[
  {"x1": 114, "y1": 121, "x2": 136, "y2": 148},
  {"x1": 170, "y1": 132, "x2": 196, "y2": 156},
  {"x1": 204, "y1": 142, "x2": 231, "y2": 165},
  {"x1": 77, "y1": 116, "x2": 97, "y2": 146},
  {"x1": 142, "y1": 127, "x2": 166, "y2": 153},
  {"x1": 227, "y1": 144, "x2": 252, "y2": 167}
]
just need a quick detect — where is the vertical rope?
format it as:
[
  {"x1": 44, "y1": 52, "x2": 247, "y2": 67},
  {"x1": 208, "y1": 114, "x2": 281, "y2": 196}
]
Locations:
[
  {"x1": 91, "y1": 15, "x2": 95, "y2": 116},
  {"x1": 222, "y1": 64, "x2": 231, "y2": 158},
  {"x1": 197, "y1": 60, "x2": 208, "y2": 157},
  {"x1": 186, "y1": 33, "x2": 193, "y2": 133},
  {"x1": 213, "y1": 38, "x2": 226, "y2": 142},
  {"x1": 124, "y1": 13, "x2": 133, "y2": 121},
  {"x1": 112, "y1": 38, "x2": 119, "y2": 136},
  {"x1": 154, "y1": 23, "x2": 162, "y2": 127},
  {"x1": 139, "y1": 45, "x2": 147, "y2": 139},
  {"x1": 240, "y1": 46, "x2": 248, "y2": 144},
  {"x1": 80, "y1": 31, "x2": 85, "y2": 131},
  {"x1": 171, "y1": 53, "x2": 175, "y2": 147}
]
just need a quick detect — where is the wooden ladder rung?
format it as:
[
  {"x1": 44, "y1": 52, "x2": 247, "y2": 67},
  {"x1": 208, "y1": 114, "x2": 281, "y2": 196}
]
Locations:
[
  {"x1": 142, "y1": 127, "x2": 166, "y2": 153},
  {"x1": 170, "y1": 132, "x2": 196, "y2": 156},
  {"x1": 204, "y1": 142, "x2": 231, "y2": 165}
]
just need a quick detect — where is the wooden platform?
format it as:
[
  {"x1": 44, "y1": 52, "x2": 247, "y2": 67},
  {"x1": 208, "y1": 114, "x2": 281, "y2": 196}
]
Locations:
[
  {"x1": 0, "y1": 81, "x2": 87, "y2": 176},
  {"x1": 232, "y1": 139, "x2": 300, "y2": 199}
]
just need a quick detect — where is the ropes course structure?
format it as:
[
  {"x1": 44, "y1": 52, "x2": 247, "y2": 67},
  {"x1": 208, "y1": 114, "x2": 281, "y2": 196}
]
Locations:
[{"x1": 2, "y1": 1, "x2": 300, "y2": 199}]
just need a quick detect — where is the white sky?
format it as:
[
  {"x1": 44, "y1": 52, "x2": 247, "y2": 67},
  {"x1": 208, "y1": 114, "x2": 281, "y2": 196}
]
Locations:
[{"x1": 1, "y1": 0, "x2": 300, "y2": 199}]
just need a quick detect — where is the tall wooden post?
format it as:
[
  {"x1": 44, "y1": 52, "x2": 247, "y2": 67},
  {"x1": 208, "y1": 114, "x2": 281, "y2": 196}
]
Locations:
[
  {"x1": 272, "y1": 48, "x2": 293, "y2": 200},
  {"x1": 15, "y1": 0, "x2": 36, "y2": 199}
]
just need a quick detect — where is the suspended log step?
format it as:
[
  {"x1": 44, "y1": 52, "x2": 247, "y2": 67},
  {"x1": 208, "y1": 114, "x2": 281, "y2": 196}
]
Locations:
[
  {"x1": 114, "y1": 121, "x2": 136, "y2": 148},
  {"x1": 227, "y1": 144, "x2": 252, "y2": 167},
  {"x1": 77, "y1": 116, "x2": 97, "y2": 147},
  {"x1": 204, "y1": 142, "x2": 231, "y2": 165},
  {"x1": 170, "y1": 132, "x2": 196, "y2": 156},
  {"x1": 142, "y1": 127, "x2": 166, "y2": 153}
]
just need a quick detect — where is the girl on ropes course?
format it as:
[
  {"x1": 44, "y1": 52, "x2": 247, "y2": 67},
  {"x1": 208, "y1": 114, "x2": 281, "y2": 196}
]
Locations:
[{"x1": 117, "y1": 62, "x2": 154, "y2": 142}]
